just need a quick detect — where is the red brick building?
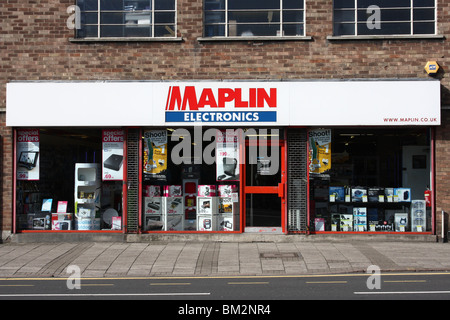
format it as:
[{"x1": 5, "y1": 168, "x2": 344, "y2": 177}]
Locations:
[{"x1": 1, "y1": 0, "x2": 449, "y2": 241}]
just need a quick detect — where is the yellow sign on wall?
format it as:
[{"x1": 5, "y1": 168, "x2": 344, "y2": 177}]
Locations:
[{"x1": 425, "y1": 61, "x2": 439, "y2": 74}]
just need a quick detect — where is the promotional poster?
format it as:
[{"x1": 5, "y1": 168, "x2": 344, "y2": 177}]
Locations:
[{"x1": 143, "y1": 130, "x2": 168, "y2": 181}]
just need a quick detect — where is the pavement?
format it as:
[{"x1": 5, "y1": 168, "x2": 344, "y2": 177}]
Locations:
[{"x1": 1, "y1": 234, "x2": 450, "y2": 278}]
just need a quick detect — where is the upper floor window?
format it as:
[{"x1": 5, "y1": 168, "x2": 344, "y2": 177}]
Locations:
[
  {"x1": 76, "y1": 0, "x2": 176, "y2": 38},
  {"x1": 204, "y1": 0, "x2": 305, "y2": 38},
  {"x1": 333, "y1": 0, "x2": 436, "y2": 37}
]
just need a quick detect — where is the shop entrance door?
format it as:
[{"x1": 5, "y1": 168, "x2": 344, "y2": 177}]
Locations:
[{"x1": 243, "y1": 135, "x2": 286, "y2": 233}]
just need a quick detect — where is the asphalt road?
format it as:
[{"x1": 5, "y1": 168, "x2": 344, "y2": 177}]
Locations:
[{"x1": 1, "y1": 271, "x2": 450, "y2": 302}]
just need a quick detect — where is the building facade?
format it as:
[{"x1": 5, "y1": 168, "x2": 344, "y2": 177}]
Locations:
[{"x1": 1, "y1": 0, "x2": 449, "y2": 241}]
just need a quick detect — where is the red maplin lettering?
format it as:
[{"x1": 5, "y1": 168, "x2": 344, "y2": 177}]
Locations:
[{"x1": 166, "y1": 86, "x2": 277, "y2": 111}]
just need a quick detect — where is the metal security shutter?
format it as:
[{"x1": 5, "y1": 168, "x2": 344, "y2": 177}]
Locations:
[
  {"x1": 126, "y1": 128, "x2": 140, "y2": 233},
  {"x1": 287, "y1": 128, "x2": 308, "y2": 232}
]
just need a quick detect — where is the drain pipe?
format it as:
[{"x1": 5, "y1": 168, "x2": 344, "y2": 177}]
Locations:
[{"x1": 442, "y1": 210, "x2": 446, "y2": 243}]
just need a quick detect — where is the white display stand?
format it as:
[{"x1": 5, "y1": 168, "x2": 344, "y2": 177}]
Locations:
[
  {"x1": 197, "y1": 197, "x2": 218, "y2": 231},
  {"x1": 75, "y1": 163, "x2": 101, "y2": 230},
  {"x1": 161, "y1": 196, "x2": 184, "y2": 231},
  {"x1": 218, "y1": 196, "x2": 239, "y2": 231},
  {"x1": 411, "y1": 200, "x2": 426, "y2": 232}
]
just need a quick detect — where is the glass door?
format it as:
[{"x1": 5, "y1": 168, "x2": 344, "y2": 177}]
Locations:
[{"x1": 243, "y1": 131, "x2": 286, "y2": 233}]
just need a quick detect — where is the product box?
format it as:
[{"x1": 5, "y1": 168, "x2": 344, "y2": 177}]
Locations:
[
  {"x1": 144, "y1": 197, "x2": 161, "y2": 215},
  {"x1": 144, "y1": 185, "x2": 161, "y2": 197},
  {"x1": 162, "y1": 197, "x2": 183, "y2": 215},
  {"x1": 218, "y1": 185, "x2": 237, "y2": 197},
  {"x1": 217, "y1": 214, "x2": 237, "y2": 231},
  {"x1": 111, "y1": 216, "x2": 121, "y2": 230},
  {"x1": 163, "y1": 185, "x2": 182, "y2": 197},
  {"x1": 353, "y1": 207, "x2": 367, "y2": 231},
  {"x1": 144, "y1": 214, "x2": 163, "y2": 231},
  {"x1": 411, "y1": 200, "x2": 426, "y2": 232},
  {"x1": 198, "y1": 185, "x2": 217, "y2": 197},
  {"x1": 368, "y1": 187, "x2": 384, "y2": 202},
  {"x1": 395, "y1": 213, "x2": 408, "y2": 232},
  {"x1": 197, "y1": 215, "x2": 217, "y2": 231},
  {"x1": 340, "y1": 214, "x2": 353, "y2": 231},
  {"x1": 197, "y1": 197, "x2": 218, "y2": 215},
  {"x1": 52, "y1": 220, "x2": 72, "y2": 230},
  {"x1": 165, "y1": 214, "x2": 184, "y2": 231},
  {"x1": 351, "y1": 187, "x2": 367, "y2": 202},
  {"x1": 331, "y1": 214, "x2": 340, "y2": 231},
  {"x1": 314, "y1": 218, "x2": 325, "y2": 231},
  {"x1": 385, "y1": 188, "x2": 395, "y2": 202},
  {"x1": 329, "y1": 187, "x2": 345, "y2": 202},
  {"x1": 394, "y1": 188, "x2": 411, "y2": 202},
  {"x1": 218, "y1": 197, "x2": 233, "y2": 214}
]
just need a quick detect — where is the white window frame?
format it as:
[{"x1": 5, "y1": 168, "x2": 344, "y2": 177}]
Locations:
[
  {"x1": 331, "y1": 0, "x2": 438, "y2": 38},
  {"x1": 202, "y1": 0, "x2": 309, "y2": 40},
  {"x1": 76, "y1": 0, "x2": 178, "y2": 40}
]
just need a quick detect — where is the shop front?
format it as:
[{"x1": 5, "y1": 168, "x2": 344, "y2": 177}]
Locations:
[{"x1": 6, "y1": 79, "x2": 441, "y2": 236}]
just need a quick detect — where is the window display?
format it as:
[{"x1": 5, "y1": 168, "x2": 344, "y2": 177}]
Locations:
[
  {"x1": 309, "y1": 128, "x2": 432, "y2": 233},
  {"x1": 15, "y1": 128, "x2": 124, "y2": 232},
  {"x1": 142, "y1": 128, "x2": 241, "y2": 233}
]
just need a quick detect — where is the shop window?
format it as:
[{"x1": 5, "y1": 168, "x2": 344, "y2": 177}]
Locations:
[
  {"x1": 142, "y1": 128, "x2": 240, "y2": 232},
  {"x1": 308, "y1": 128, "x2": 432, "y2": 233},
  {"x1": 75, "y1": 0, "x2": 177, "y2": 38},
  {"x1": 204, "y1": 0, "x2": 305, "y2": 38},
  {"x1": 15, "y1": 129, "x2": 124, "y2": 232},
  {"x1": 333, "y1": 0, "x2": 436, "y2": 37}
]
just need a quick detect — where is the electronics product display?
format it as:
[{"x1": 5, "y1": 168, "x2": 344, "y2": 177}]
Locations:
[{"x1": 313, "y1": 183, "x2": 429, "y2": 233}]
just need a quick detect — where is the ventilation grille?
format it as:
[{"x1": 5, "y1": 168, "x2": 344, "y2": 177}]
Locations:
[
  {"x1": 287, "y1": 129, "x2": 308, "y2": 232},
  {"x1": 126, "y1": 129, "x2": 140, "y2": 233}
]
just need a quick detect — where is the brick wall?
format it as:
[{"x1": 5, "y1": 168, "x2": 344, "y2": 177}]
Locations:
[{"x1": 1, "y1": 0, "x2": 450, "y2": 236}]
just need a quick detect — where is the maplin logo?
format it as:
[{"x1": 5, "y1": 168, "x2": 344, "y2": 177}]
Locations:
[{"x1": 165, "y1": 86, "x2": 278, "y2": 123}]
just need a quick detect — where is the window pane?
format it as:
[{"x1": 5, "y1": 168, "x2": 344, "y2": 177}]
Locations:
[
  {"x1": 205, "y1": 24, "x2": 225, "y2": 36},
  {"x1": 77, "y1": 25, "x2": 98, "y2": 37},
  {"x1": 357, "y1": 8, "x2": 410, "y2": 22},
  {"x1": 334, "y1": 22, "x2": 355, "y2": 36},
  {"x1": 413, "y1": 0, "x2": 435, "y2": 7},
  {"x1": 358, "y1": 0, "x2": 410, "y2": 8},
  {"x1": 358, "y1": 22, "x2": 410, "y2": 35},
  {"x1": 229, "y1": 11, "x2": 280, "y2": 23},
  {"x1": 101, "y1": 25, "x2": 124, "y2": 37},
  {"x1": 155, "y1": 0, "x2": 175, "y2": 10},
  {"x1": 334, "y1": 9, "x2": 355, "y2": 23},
  {"x1": 155, "y1": 25, "x2": 176, "y2": 36},
  {"x1": 100, "y1": 0, "x2": 123, "y2": 11},
  {"x1": 413, "y1": 21, "x2": 435, "y2": 34},
  {"x1": 283, "y1": 23, "x2": 304, "y2": 36},
  {"x1": 283, "y1": 0, "x2": 304, "y2": 9},
  {"x1": 283, "y1": 10, "x2": 303, "y2": 23},
  {"x1": 334, "y1": 0, "x2": 355, "y2": 9},
  {"x1": 101, "y1": 12, "x2": 124, "y2": 24},
  {"x1": 414, "y1": 8, "x2": 435, "y2": 21},
  {"x1": 205, "y1": 11, "x2": 225, "y2": 23},
  {"x1": 205, "y1": 0, "x2": 225, "y2": 10},
  {"x1": 77, "y1": 0, "x2": 98, "y2": 11},
  {"x1": 228, "y1": 0, "x2": 279, "y2": 10},
  {"x1": 155, "y1": 12, "x2": 175, "y2": 24},
  {"x1": 236, "y1": 23, "x2": 280, "y2": 36},
  {"x1": 125, "y1": 26, "x2": 152, "y2": 37}
]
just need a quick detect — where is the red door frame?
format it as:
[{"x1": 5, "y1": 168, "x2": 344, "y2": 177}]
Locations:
[{"x1": 240, "y1": 133, "x2": 287, "y2": 233}]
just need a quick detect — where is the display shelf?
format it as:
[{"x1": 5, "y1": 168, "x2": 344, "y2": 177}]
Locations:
[{"x1": 75, "y1": 163, "x2": 101, "y2": 230}]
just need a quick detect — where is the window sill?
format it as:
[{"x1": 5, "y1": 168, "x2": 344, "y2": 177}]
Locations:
[
  {"x1": 197, "y1": 35, "x2": 313, "y2": 42},
  {"x1": 69, "y1": 37, "x2": 183, "y2": 43},
  {"x1": 327, "y1": 34, "x2": 445, "y2": 41}
]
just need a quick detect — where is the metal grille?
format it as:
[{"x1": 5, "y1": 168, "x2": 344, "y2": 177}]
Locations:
[
  {"x1": 126, "y1": 129, "x2": 140, "y2": 233},
  {"x1": 287, "y1": 128, "x2": 308, "y2": 232}
]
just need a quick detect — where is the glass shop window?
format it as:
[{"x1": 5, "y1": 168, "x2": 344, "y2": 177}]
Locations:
[
  {"x1": 15, "y1": 128, "x2": 124, "y2": 232},
  {"x1": 142, "y1": 128, "x2": 240, "y2": 232},
  {"x1": 308, "y1": 128, "x2": 432, "y2": 233}
]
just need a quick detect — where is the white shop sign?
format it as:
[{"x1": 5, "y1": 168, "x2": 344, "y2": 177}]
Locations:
[{"x1": 6, "y1": 80, "x2": 440, "y2": 127}]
